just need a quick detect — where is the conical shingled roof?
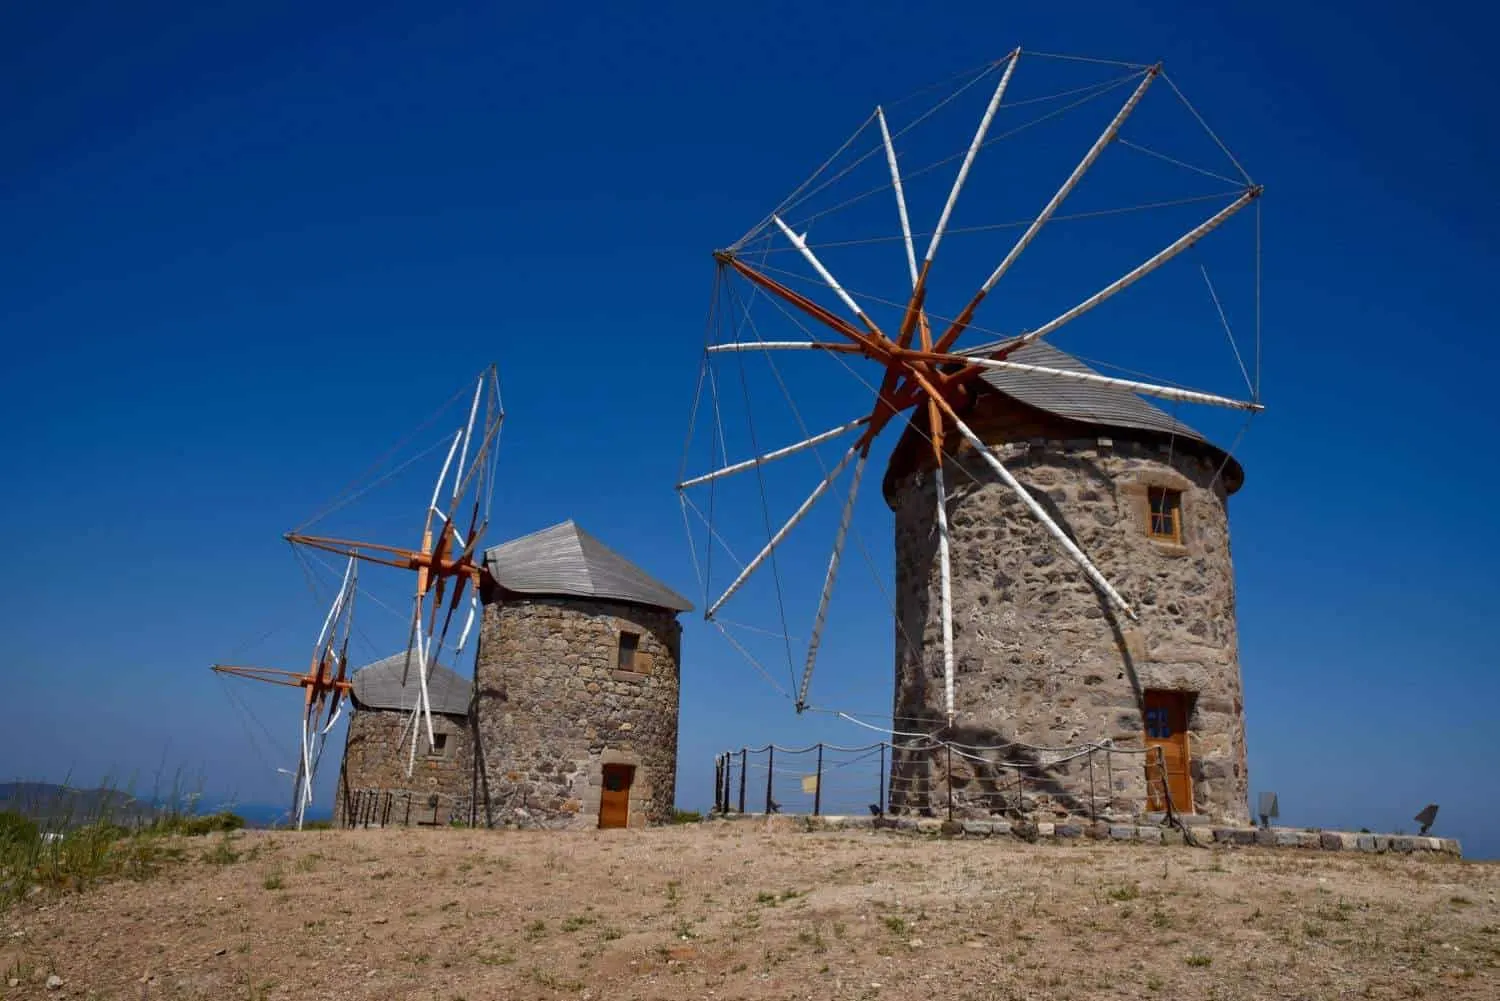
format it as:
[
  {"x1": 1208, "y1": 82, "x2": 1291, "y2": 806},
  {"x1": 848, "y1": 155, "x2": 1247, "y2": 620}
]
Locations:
[
  {"x1": 963, "y1": 339, "x2": 1208, "y2": 443},
  {"x1": 884, "y1": 339, "x2": 1245, "y2": 503},
  {"x1": 483, "y1": 520, "x2": 693, "y2": 613},
  {"x1": 350, "y1": 653, "x2": 471, "y2": 717}
]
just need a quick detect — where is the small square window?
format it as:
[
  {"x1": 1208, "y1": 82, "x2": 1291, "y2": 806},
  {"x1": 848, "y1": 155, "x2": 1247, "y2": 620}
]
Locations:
[
  {"x1": 1147, "y1": 487, "x2": 1182, "y2": 543},
  {"x1": 617, "y1": 631, "x2": 641, "y2": 672}
]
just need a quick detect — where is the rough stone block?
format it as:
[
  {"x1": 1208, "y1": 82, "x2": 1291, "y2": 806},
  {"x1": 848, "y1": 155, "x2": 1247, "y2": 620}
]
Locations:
[
  {"x1": 990, "y1": 821, "x2": 1012, "y2": 837},
  {"x1": 962, "y1": 820, "x2": 994, "y2": 837},
  {"x1": 1035, "y1": 822, "x2": 1055, "y2": 838},
  {"x1": 1319, "y1": 832, "x2": 1347, "y2": 851},
  {"x1": 1255, "y1": 828, "x2": 1278, "y2": 847},
  {"x1": 1108, "y1": 825, "x2": 1136, "y2": 841},
  {"x1": 1055, "y1": 823, "x2": 1084, "y2": 839},
  {"x1": 1296, "y1": 832, "x2": 1321, "y2": 849},
  {"x1": 1372, "y1": 836, "x2": 1391, "y2": 852},
  {"x1": 1440, "y1": 839, "x2": 1462, "y2": 855},
  {"x1": 1160, "y1": 829, "x2": 1184, "y2": 846},
  {"x1": 915, "y1": 818, "x2": 943, "y2": 834},
  {"x1": 1355, "y1": 835, "x2": 1376, "y2": 852},
  {"x1": 1391, "y1": 837, "x2": 1416, "y2": 854},
  {"x1": 1136, "y1": 827, "x2": 1162, "y2": 844}
]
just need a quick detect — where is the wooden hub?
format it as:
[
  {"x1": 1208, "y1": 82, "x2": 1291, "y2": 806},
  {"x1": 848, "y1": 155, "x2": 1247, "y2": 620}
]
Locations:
[{"x1": 716, "y1": 254, "x2": 995, "y2": 466}]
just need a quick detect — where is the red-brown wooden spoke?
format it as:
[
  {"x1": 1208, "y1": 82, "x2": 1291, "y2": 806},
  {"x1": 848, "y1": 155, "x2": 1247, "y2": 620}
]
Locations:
[{"x1": 721, "y1": 256, "x2": 983, "y2": 460}]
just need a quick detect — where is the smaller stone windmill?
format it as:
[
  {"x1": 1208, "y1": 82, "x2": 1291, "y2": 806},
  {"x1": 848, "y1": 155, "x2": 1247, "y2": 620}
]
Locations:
[
  {"x1": 471, "y1": 520, "x2": 693, "y2": 830},
  {"x1": 334, "y1": 652, "x2": 474, "y2": 827}
]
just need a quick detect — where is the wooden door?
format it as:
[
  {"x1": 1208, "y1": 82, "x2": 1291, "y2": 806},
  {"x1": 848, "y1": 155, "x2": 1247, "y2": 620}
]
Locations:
[
  {"x1": 1143, "y1": 691, "x2": 1194, "y2": 813},
  {"x1": 598, "y1": 764, "x2": 634, "y2": 829}
]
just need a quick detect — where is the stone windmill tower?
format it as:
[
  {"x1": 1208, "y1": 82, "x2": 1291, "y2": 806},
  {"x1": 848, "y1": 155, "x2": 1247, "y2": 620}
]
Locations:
[
  {"x1": 472, "y1": 521, "x2": 693, "y2": 829},
  {"x1": 884, "y1": 341, "x2": 1250, "y2": 824},
  {"x1": 333, "y1": 653, "x2": 475, "y2": 827}
]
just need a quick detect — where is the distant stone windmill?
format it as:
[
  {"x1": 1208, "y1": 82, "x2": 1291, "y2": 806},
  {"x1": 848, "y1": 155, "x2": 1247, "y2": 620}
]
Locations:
[
  {"x1": 215, "y1": 366, "x2": 503, "y2": 825},
  {"x1": 286, "y1": 365, "x2": 503, "y2": 772},
  {"x1": 212, "y1": 558, "x2": 357, "y2": 829}
]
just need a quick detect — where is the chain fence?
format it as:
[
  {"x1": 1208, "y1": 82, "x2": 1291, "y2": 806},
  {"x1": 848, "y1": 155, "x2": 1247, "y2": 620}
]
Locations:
[
  {"x1": 713, "y1": 736, "x2": 1172, "y2": 823},
  {"x1": 337, "y1": 788, "x2": 473, "y2": 828}
]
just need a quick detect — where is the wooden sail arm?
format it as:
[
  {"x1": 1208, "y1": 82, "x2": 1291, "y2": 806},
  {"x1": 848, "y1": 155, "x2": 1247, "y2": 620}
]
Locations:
[
  {"x1": 285, "y1": 533, "x2": 423, "y2": 568},
  {"x1": 715, "y1": 254, "x2": 893, "y2": 362},
  {"x1": 212, "y1": 664, "x2": 353, "y2": 694},
  {"x1": 285, "y1": 532, "x2": 490, "y2": 584},
  {"x1": 887, "y1": 345, "x2": 1264, "y2": 412}
]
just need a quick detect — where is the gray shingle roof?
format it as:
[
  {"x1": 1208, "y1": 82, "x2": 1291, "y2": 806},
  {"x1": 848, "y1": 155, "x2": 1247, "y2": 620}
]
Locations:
[
  {"x1": 484, "y1": 520, "x2": 693, "y2": 613},
  {"x1": 350, "y1": 653, "x2": 471, "y2": 717},
  {"x1": 962, "y1": 339, "x2": 1209, "y2": 443}
]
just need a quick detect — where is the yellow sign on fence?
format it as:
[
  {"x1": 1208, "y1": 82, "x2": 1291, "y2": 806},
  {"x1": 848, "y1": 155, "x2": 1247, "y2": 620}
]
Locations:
[{"x1": 801, "y1": 775, "x2": 818, "y2": 795}]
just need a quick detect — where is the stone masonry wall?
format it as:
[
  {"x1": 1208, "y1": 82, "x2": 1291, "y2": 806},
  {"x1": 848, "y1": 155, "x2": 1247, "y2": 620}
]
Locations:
[
  {"x1": 334, "y1": 707, "x2": 474, "y2": 826},
  {"x1": 890, "y1": 435, "x2": 1249, "y2": 824},
  {"x1": 473, "y1": 596, "x2": 681, "y2": 829}
]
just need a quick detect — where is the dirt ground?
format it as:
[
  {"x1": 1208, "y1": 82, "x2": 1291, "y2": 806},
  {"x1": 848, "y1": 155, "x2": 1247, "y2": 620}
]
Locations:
[{"x1": 2, "y1": 822, "x2": 1496, "y2": 1000}]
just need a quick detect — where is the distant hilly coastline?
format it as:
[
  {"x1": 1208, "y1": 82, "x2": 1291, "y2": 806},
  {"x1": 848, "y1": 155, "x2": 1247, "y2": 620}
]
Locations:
[
  {"x1": 0, "y1": 782, "x2": 158, "y2": 826},
  {"x1": 0, "y1": 782, "x2": 324, "y2": 830}
]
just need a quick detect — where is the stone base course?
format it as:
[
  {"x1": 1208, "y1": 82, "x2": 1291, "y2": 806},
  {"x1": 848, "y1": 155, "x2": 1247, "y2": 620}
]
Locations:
[{"x1": 710, "y1": 813, "x2": 1461, "y2": 856}]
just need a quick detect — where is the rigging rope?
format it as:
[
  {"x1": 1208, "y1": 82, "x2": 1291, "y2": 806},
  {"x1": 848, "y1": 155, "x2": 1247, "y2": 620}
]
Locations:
[
  {"x1": 762, "y1": 62, "x2": 1008, "y2": 238},
  {"x1": 1162, "y1": 73, "x2": 1255, "y2": 186},
  {"x1": 293, "y1": 377, "x2": 474, "y2": 533},
  {"x1": 1115, "y1": 138, "x2": 1245, "y2": 187},
  {"x1": 753, "y1": 191, "x2": 1239, "y2": 255},
  {"x1": 215, "y1": 671, "x2": 287, "y2": 779},
  {"x1": 783, "y1": 69, "x2": 1145, "y2": 234},
  {"x1": 1200, "y1": 263, "x2": 1255, "y2": 396},
  {"x1": 728, "y1": 273, "x2": 801, "y2": 696}
]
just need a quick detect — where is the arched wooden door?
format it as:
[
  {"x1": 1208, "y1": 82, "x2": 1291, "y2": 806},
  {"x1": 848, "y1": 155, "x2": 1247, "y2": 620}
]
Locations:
[
  {"x1": 1143, "y1": 691, "x2": 1193, "y2": 813},
  {"x1": 598, "y1": 764, "x2": 635, "y2": 829}
]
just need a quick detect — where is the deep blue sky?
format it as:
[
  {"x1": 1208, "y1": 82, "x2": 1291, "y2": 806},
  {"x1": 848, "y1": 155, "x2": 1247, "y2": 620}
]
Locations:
[{"x1": 3, "y1": 2, "x2": 1496, "y2": 856}]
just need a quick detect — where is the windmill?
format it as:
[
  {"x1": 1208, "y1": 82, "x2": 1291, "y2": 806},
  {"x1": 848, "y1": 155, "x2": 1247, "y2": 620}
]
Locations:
[
  {"x1": 679, "y1": 49, "x2": 1263, "y2": 729},
  {"x1": 212, "y1": 557, "x2": 358, "y2": 830},
  {"x1": 285, "y1": 364, "x2": 504, "y2": 773}
]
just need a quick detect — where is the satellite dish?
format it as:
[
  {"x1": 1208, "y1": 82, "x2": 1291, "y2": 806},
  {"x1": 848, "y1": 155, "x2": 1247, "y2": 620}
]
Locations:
[{"x1": 1414, "y1": 803, "x2": 1439, "y2": 835}]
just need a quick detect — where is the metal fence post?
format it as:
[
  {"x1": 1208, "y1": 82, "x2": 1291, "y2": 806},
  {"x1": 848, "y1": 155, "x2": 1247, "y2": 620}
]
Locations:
[
  {"x1": 813, "y1": 744, "x2": 823, "y2": 816},
  {"x1": 878, "y1": 742, "x2": 886, "y2": 815},
  {"x1": 765, "y1": 746, "x2": 775, "y2": 814},
  {"x1": 738, "y1": 748, "x2": 747, "y2": 813},
  {"x1": 1105, "y1": 746, "x2": 1113, "y2": 817},
  {"x1": 1088, "y1": 748, "x2": 1097, "y2": 822},
  {"x1": 946, "y1": 743, "x2": 954, "y2": 822}
]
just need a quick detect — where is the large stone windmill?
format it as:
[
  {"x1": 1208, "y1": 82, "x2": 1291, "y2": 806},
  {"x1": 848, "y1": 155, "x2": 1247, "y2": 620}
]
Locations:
[
  {"x1": 884, "y1": 340, "x2": 1250, "y2": 823},
  {"x1": 678, "y1": 48, "x2": 1263, "y2": 825}
]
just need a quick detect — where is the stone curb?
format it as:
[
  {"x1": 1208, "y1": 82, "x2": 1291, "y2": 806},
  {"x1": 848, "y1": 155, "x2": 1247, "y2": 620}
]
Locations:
[{"x1": 709, "y1": 814, "x2": 1462, "y2": 857}]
